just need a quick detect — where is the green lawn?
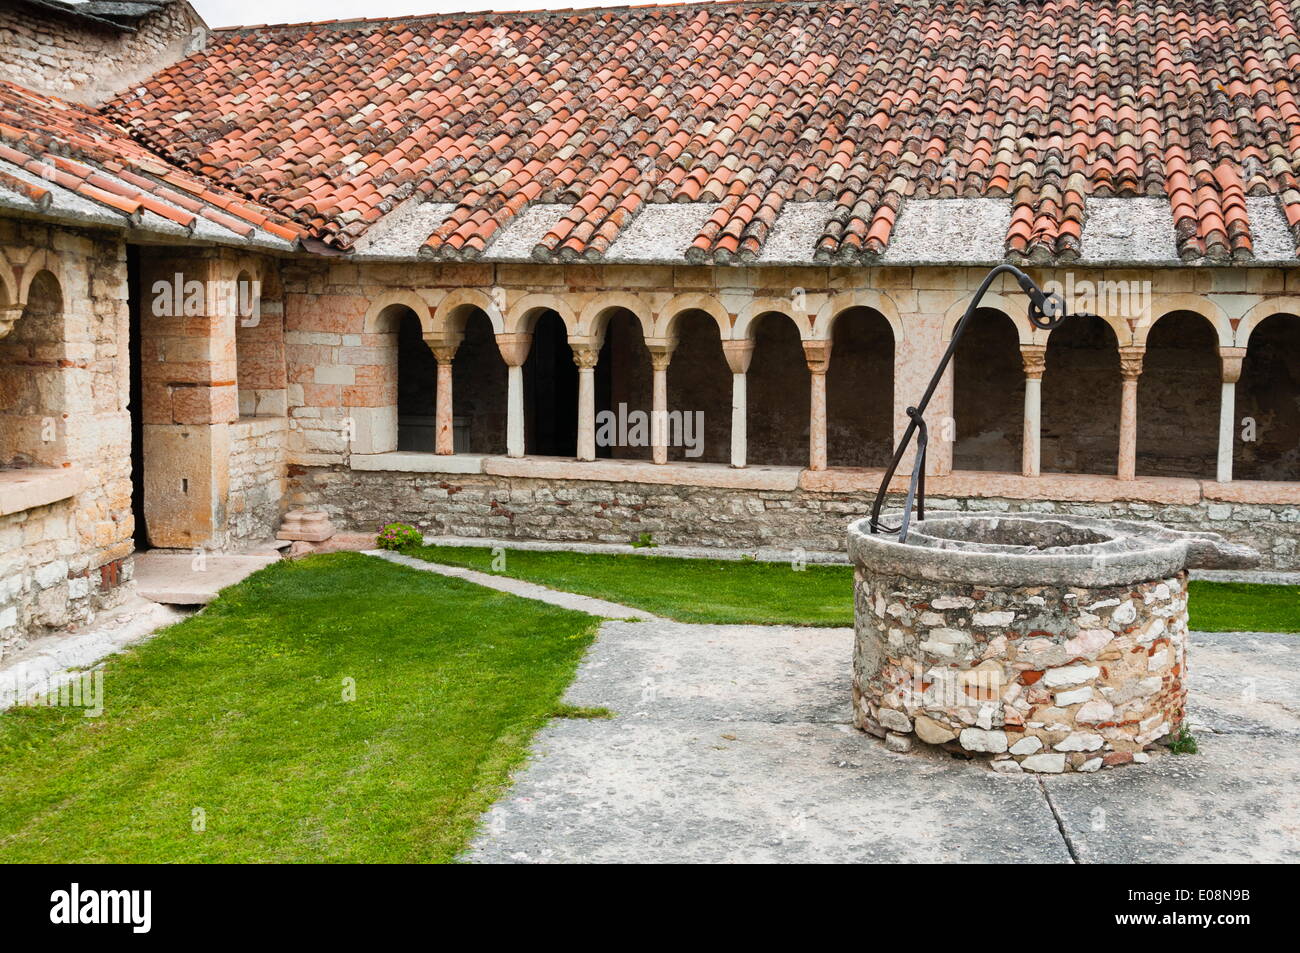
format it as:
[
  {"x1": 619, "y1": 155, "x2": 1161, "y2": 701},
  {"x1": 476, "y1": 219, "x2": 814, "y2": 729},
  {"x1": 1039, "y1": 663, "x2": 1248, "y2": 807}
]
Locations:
[
  {"x1": 407, "y1": 544, "x2": 1300, "y2": 632},
  {"x1": 0, "y1": 553, "x2": 599, "y2": 863},
  {"x1": 405, "y1": 545, "x2": 852, "y2": 625},
  {"x1": 1186, "y1": 580, "x2": 1300, "y2": 633}
]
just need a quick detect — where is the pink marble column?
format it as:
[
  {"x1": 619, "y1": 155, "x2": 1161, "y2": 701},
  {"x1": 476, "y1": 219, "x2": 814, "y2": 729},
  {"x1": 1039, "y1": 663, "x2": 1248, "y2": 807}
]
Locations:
[
  {"x1": 803, "y1": 340, "x2": 832, "y2": 472},
  {"x1": 722, "y1": 340, "x2": 755, "y2": 468},
  {"x1": 1217, "y1": 346, "x2": 1247, "y2": 483},
  {"x1": 1117, "y1": 346, "x2": 1145, "y2": 481},
  {"x1": 425, "y1": 335, "x2": 462, "y2": 455},
  {"x1": 647, "y1": 341, "x2": 676, "y2": 465},
  {"x1": 571, "y1": 339, "x2": 602, "y2": 462},
  {"x1": 1019, "y1": 344, "x2": 1046, "y2": 477},
  {"x1": 495, "y1": 332, "x2": 534, "y2": 458}
]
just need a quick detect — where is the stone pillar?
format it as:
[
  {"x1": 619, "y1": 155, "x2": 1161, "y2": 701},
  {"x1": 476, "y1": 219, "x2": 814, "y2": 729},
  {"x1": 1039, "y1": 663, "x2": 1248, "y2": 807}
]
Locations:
[
  {"x1": 495, "y1": 332, "x2": 533, "y2": 458},
  {"x1": 0, "y1": 304, "x2": 19, "y2": 340},
  {"x1": 646, "y1": 340, "x2": 676, "y2": 465},
  {"x1": 570, "y1": 337, "x2": 602, "y2": 462},
  {"x1": 1020, "y1": 344, "x2": 1046, "y2": 477},
  {"x1": 1117, "y1": 346, "x2": 1145, "y2": 481},
  {"x1": 424, "y1": 333, "x2": 462, "y2": 455},
  {"x1": 139, "y1": 253, "x2": 238, "y2": 549},
  {"x1": 1217, "y1": 346, "x2": 1247, "y2": 483},
  {"x1": 803, "y1": 340, "x2": 832, "y2": 472},
  {"x1": 722, "y1": 340, "x2": 755, "y2": 468}
]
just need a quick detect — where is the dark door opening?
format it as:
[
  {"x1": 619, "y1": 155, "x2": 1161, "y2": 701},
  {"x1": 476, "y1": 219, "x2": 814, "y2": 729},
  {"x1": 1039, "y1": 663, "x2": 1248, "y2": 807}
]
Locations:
[
  {"x1": 524, "y1": 311, "x2": 578, "y2": 456},
  {"x1": 127, "y1": 245, "x2": 148, "y2": 548}
]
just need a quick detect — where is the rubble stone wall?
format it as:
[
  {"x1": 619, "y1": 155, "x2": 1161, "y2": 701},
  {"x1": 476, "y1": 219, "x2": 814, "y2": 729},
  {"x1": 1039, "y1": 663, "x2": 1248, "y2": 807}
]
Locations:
[
  {"x1": 287, "y1": 465, "x2": 1300, "y2": 570},
  {"x1": 0, "y1": 2, "x2": 206, "y2": 105},
  {"x1": 852, "y1": 568, "x2": 1188, "y2": 773},
  {"x1": 0, "y1": 221, "x2": 134, "y2": 655}
]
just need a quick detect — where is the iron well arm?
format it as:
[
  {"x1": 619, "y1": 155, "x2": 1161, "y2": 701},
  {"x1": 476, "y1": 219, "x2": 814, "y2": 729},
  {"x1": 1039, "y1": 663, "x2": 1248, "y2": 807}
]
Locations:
[{"x1": 868, "y1": 264, "x2": 1068, "y2": 541}]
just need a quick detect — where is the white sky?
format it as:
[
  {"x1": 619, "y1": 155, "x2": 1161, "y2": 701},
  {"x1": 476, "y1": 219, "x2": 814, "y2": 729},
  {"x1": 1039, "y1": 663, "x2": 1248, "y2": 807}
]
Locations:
[{"x1": 188, "y1": 0, "x2": 594, "y2": 29}]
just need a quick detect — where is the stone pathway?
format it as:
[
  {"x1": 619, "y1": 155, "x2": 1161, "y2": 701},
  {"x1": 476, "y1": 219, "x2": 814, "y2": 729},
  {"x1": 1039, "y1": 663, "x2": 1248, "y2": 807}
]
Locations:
[{"x1": 419, "y1": 562, "x2": 1300, "y2": 863}]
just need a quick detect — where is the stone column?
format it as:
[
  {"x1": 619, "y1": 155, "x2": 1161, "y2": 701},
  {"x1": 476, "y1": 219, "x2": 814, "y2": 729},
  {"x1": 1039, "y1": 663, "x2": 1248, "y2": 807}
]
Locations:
[
  {"x1": 1117, "y1": 346, "x2": 1145, "y2": 481},
  {"x1": 646, "y1": 340, "x2": 676, "y2": 465},
  {"x1": 495, "y1": 332, "x2": 533, "y2": 458},
  {"x1": 424, "y1": 333, "x2": 462, "y2": 455},
  {"x1": 0, "y1": 304, "x2": 19, "y2": 340},
  {"x1": 570, "y1": 337, "x2": 602, "y2": 462},
  {"x1": 803, "y1": 340, "x2": 832, "y2": 472},
  {"x1": 139, "y1": 253, "x2": 238, "y2": 549},
  {"x1": 1020, "y1": 344, "x2": 1046, "y2": 477},
  {"x1": 722, "y1": 340, "x2": 755, "y2": 468},
  {"x1": 1217, "y1": 346, "x2": 1247, "y2": 483}
]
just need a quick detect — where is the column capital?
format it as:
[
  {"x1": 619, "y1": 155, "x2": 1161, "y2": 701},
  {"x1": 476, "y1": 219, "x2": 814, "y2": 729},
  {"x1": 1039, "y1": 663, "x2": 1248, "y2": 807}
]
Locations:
[
  {"x1": 1118, "y1": 345, "x2": 1146, "y2": 381},
  {"x1": 1218, "y1": 345, "x2": 1247, "y2": 384},
  {"x1": 0, "y1": 304, "x2": 20, "y2": 340},
  {"x1": 494, "y1": 331, "x2": 534, "y2": 367},
  {"x1": 646, "y1": 338, "x2": 677, "y2": 372},
  {"x1": 571, "y1": 343, "x2": 601, "y2": 369},
  {"x1": 423, "y1": 331, "x2": 463, "y2": 365},
  {"x1": 802, "y1": 339, "x2": 832, "y2": 375},
  {"x1": 1019, "y1": 343, "x2": 1047, "y2": 379},
  {"x1": 721, "y1": 339, "x2": 755, "y2": 375}
]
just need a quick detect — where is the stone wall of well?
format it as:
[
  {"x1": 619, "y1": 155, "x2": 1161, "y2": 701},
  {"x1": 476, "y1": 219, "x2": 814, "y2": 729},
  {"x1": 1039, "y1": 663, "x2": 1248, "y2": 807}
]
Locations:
[
  {"x1": 287, "y1": 467, "x2": 1300, "y2": 570},
  {"x1": 0, "y1": 221, "x2": 134, "y2": 657},
  {"x1": 0, "y1": 2, "x2": 205, "y2": 105},
  {"x1": 852, "y1": 568, "x2": 1188, "y2": 773}
]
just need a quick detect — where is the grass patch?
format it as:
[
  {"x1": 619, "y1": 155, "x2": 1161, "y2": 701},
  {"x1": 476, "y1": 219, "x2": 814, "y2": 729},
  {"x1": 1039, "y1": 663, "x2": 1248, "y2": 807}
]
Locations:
[
  {"x1": 550, "y1": 704, "x2": 613, "y2": 719},
  {"x1": 406, "y1": 545, "x2": 853, "y2": 625},
  {"x1": 1187, "y1": 581, "x2": 1300, "y2": 633},
  {"x1": 0, "y1": 552, "x2": 599, "y2": 863},
  {"x1": 408, "y1": 545, "x2": 1300, "y2": 633}
]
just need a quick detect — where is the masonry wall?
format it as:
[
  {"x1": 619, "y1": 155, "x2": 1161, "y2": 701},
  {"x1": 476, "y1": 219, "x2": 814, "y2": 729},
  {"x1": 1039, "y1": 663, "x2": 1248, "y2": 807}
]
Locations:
[
  {"x1": 289, "y1": 467, "x2": 1300, "y2": 571},
  {"x1": 0, "y1": 220, "x2": 134, "y2": 656},
  {"x1": 0, "y1": 2, "x2": 206, "y2": 105},
  {"x1": 227, "y1": 416, "x2": 286, "y2": 544}
]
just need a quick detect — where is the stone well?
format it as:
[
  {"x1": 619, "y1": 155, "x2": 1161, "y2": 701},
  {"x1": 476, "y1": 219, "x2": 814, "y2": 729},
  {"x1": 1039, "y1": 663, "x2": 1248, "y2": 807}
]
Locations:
[{"x1": 847, "y1": 513, "x2": 1257, "y2": 773}]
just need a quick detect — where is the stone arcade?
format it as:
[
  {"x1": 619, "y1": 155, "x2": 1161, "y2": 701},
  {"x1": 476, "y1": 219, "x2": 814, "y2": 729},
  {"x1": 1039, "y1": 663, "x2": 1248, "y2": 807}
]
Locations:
[{"x1": 2, "y1": 0, "x2": 1300, "y2": 655}]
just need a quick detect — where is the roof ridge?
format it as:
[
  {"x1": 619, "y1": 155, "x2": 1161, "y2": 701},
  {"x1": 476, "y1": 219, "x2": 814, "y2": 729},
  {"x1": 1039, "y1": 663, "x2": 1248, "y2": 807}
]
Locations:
[{"x1": 212, "y1": 0, "x2": 844, "y2": 33}]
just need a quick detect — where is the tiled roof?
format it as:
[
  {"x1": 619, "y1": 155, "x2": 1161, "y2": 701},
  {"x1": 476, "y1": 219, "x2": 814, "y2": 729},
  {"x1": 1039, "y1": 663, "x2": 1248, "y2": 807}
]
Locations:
[
  {"x1": 89, "y1": 1, "x2": 1300, "y2": 265},
  {"x1": 0, "y1": 80, "x2": 304, "y2": 249}
]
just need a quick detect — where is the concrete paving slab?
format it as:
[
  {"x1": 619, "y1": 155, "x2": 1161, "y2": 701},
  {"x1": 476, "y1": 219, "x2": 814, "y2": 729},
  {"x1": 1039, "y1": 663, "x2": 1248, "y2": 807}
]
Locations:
[
  {"x1": 468, "y1": 609, "x2": 1300, "y2": 862},
  {"x1": 469, "y1": 718, "x2": 1072, "y2": 863},
  {"x1": 134, "y1": 552, "x2": 278, "y2": 604},
  {"x1": 366, "y1": 550, "x2": 657, "y2": 620},
  {"x1": 562, "y1": 620, "x2": 852, "y2": 725},
  {"x1": 1043, "y1": 733, "x2": 1300, "y2": 864}
]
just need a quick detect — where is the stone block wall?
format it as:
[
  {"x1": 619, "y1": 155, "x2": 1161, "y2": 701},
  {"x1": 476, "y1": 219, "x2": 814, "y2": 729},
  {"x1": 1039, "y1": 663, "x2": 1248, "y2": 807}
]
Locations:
[
  {"x1": 287, "y1": 466, "x2": 1300, "y2": 570},
  {"x1": 0, "y1": 1, "x2": 206, "y2": 105},
  {"x1": 227, "y1": 415, "x2": 287, "y2": 544},
  {"x1": 0, "y1": 221, "x2": 134, "y2": 655}
]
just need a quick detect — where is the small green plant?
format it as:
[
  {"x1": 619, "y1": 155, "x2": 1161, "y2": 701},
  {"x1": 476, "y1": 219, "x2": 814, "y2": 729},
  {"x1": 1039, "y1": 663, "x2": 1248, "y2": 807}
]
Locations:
[
  {"x1": 375, "y1": 522, "x2": 423, "y2": 550},
  {"x1": 740, "y1": 553, "x2": 757, "y2": 562},
  {"x1": 631, "y1": 532, "x2": 658, "y2": 549},
  {"x1": 551, "y1": 704, "x2": 614, "y2": 719},
  {"x1": 1167, "y1": 725, "x2": 1199, "y2": 755}
]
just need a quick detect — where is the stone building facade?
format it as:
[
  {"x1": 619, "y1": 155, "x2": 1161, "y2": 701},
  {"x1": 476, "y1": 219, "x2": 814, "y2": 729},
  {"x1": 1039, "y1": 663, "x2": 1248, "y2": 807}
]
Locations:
[{"x1": 2, "y1": 1, "x2": 1300, "y2": 653}]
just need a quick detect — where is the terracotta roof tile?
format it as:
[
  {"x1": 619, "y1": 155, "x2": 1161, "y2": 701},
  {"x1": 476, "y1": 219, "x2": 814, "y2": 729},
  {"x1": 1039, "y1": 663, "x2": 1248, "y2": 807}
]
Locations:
[
  {"x1": 0, "y1": 79, "x2": 304, "y2": 246},
  {"x1": 85, "y1": 0, "x2": 1300, "y2": 263}
]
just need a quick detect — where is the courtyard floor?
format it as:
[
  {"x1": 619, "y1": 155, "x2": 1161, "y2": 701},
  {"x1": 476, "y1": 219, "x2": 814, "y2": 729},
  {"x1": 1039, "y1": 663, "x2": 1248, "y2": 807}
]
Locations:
[{"x1": 366, "y1": 556, "x2": 1300, "y2": 864}]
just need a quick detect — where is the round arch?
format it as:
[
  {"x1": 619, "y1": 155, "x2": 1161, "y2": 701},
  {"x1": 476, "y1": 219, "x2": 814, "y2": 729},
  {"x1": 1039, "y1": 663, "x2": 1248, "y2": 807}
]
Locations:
[
  {"x1": 364, "y1": 290, "x2": 436, "y2": 334},
  {"x1": 434, "y1": 288, "x2": 504, "y2": 336},
  {"x1": 578, "y1": 292, "x2": 653, "y2": 340},
  {"x1": 506, "y1": 293, "x2": 579, "y2": 336},
  {"x1": 1136, "y1": 295, "x2": 1233, "y2": 348},
  {"x1": 657, "y1": 293, "x2": 733, "y2": 340},
  {"x1": 942, "y1": 292, "x2": 1034, "y2": 345},
  {"x1": 812, "y1": 291, "x2": 904, "y2": 344},
  {"x1": 1235, "y1": 296, "x2": 1300, "y2": 348},
  {"x1": 733, "y1": 298, "x2": 806, "y2": 341}
]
